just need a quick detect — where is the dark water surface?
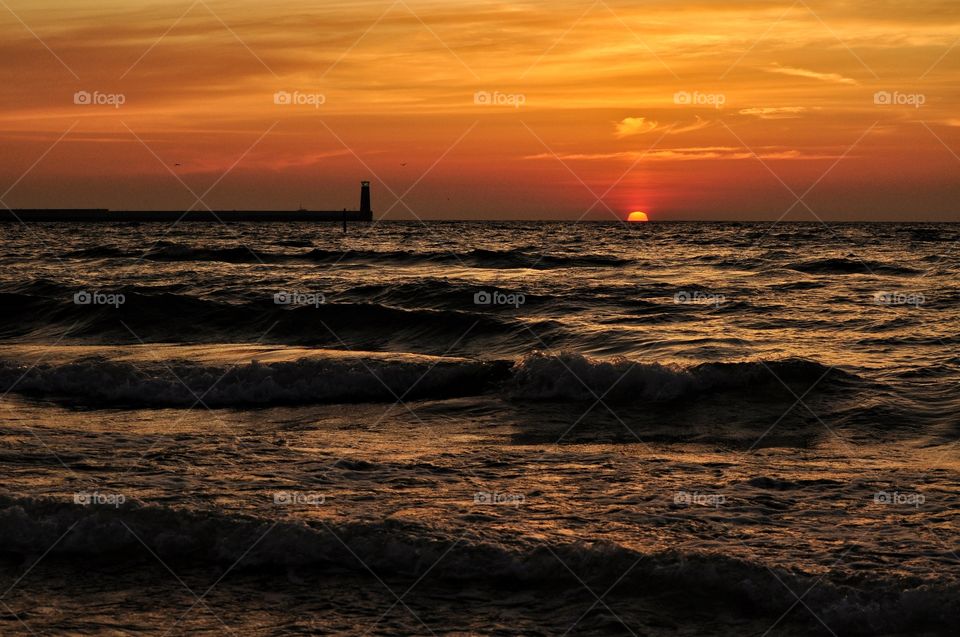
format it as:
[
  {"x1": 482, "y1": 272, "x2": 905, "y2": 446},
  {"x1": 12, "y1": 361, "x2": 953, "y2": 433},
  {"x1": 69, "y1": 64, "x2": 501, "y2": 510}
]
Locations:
[{"x1": 0, "y1": 221, "x2": 957, "y2": 635}]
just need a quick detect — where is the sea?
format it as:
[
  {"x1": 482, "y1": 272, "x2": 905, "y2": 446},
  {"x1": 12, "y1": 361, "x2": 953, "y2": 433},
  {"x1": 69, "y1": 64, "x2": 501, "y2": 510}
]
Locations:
[{"x1": 0, "y1": 220, "x2": 957, "y2": 635}]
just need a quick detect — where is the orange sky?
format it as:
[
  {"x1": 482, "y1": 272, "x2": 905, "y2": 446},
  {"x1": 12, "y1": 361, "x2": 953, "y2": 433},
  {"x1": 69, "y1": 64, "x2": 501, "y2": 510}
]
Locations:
[{"x1": 1, "y1": 0, "x2": 959, "y2": 220}]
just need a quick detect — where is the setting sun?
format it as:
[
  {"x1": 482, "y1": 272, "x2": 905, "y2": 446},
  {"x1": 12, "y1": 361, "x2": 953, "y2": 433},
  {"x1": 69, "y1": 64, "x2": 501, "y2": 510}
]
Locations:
[{"x1": 627, "y1": 211, "x2": 649, "y2": 223}]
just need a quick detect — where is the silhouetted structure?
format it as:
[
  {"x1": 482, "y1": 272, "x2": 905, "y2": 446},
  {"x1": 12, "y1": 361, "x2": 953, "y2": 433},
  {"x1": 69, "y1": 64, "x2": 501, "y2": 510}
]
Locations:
[
  {"x1": 360, "y1": 180, "x2": 371, "y2": 218},
  {"x1": 2, "y1": 181, "x2": 374, "y2": 223}
]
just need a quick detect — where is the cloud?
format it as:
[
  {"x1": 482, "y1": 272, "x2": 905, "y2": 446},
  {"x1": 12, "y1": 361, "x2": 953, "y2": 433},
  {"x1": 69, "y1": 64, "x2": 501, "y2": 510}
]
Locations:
[
  {"x1": 526, "y1": 147, "x2": 838, "y2": 162},
  {"x1": 670, "y1": 117, "x2": 712, "y2": 134},
  {"x1": 614, "y1": 117, "x2": 659, "y2": 137},
  {"x1": 739, "y1": 107, "x2": 812, "y2": 119},
  {"x1": 615, "y1": 116, "x2": 712, "y2": 137},
  {"x1": 764, "y1": 64, "x2": 859, "y2": 86}
]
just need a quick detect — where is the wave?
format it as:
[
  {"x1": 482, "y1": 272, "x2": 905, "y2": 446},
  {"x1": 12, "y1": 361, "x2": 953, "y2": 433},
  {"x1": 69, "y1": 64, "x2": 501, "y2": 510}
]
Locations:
[
  {"x1": 0, "y1": 285, "x2": 549, "y2": 351},
  {"x1": 906, "y1": 227, "x2": 959, "y2": 243},
  {"x1": 0, "y1": 355, "x2": 511, "y2": 407},
  {"x1": 67, "y1": 242, "x2": 632, "y2": 269},
  {"x1": 0, "y1": 351, "x2": 854, "y2": 408},
  {"x1": 785, "y1": 257, "x2": 923, "y2": 276},
  {"x1": 508, "y1": 352, "x2": 854, "y2": 402},
  {"x1": 281, "y1": 246, "x2": 631, "y2": 269},
  {"x1": 66, "y1": 242, "x2": 289, "y2": 263},
  {"x1": 0, "y1": 497, "x2": 954, "y2": 634},
  {"x1": 144, "y1": 243, "x2": 280, "y2": 263},
  {"x1": 461, "y1": 248, "x2": 630, "y2": 269},
  {"x1": 64, "y1": 246, "x2": 129, "y2": 259}
]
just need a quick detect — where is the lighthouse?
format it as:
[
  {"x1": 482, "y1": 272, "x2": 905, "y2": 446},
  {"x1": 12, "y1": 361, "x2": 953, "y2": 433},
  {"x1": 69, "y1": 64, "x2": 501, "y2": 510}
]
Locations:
[{"x1": 359, "y1": 181, "x2": 372, "y2": 221}]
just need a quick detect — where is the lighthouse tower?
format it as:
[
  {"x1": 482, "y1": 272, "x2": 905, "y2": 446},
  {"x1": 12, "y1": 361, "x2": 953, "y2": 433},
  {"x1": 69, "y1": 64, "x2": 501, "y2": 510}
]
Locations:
[{"x1": 359, "y1": 181, "x2": 372, "y2": 221}]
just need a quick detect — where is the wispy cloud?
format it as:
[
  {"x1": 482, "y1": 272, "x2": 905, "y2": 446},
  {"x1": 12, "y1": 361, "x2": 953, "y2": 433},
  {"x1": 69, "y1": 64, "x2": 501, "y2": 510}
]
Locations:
[
  {"x1": 527, "y1": 147, "x2": 838, "y2": 162},
  {"x1": 739, "y1": 107, "x2": 813, "y2": 119},
  {"x1": 764, "y1": 64, "x2": 859, "y2": 86},
  {"x1": 670, "y1": 117, "x2": 712, "y2": 134}
]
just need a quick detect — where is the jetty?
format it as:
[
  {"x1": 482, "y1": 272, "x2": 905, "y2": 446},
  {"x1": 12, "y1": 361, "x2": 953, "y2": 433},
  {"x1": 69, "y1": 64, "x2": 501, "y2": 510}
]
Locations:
[{"x1": 2, "y1": 181, "x2": 374, "y2": 223}]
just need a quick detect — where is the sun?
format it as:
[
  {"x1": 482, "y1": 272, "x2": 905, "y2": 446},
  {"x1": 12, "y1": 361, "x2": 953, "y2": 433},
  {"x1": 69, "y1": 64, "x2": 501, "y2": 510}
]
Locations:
[{"x1": 627, "y1": 211, "x2": 649, "y2": 222}]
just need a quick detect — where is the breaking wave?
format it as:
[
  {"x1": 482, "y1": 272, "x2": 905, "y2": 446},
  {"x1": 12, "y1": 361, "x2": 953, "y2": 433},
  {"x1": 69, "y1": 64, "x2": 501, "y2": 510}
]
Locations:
[{"x1": 0, "y1": 352, "x2": 854, "y2": 408}]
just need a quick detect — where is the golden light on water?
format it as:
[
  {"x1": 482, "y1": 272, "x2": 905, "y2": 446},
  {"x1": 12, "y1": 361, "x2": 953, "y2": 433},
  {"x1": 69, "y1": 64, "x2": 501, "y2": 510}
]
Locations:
[{"x1": 627, "y1": 211, "x2": 649, "y2": 223}]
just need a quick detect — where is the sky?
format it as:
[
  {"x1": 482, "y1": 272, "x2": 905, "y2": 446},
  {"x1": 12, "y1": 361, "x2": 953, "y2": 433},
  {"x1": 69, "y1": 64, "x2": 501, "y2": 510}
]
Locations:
[{"x1": 0, "y1": 0, "x2": 959, "y2": 220}]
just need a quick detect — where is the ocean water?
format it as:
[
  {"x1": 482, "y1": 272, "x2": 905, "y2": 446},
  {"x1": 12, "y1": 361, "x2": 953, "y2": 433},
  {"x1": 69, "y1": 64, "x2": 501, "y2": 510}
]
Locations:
[{"x1": 0, "y1": 221, "x2": 957, "y2": 635}]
